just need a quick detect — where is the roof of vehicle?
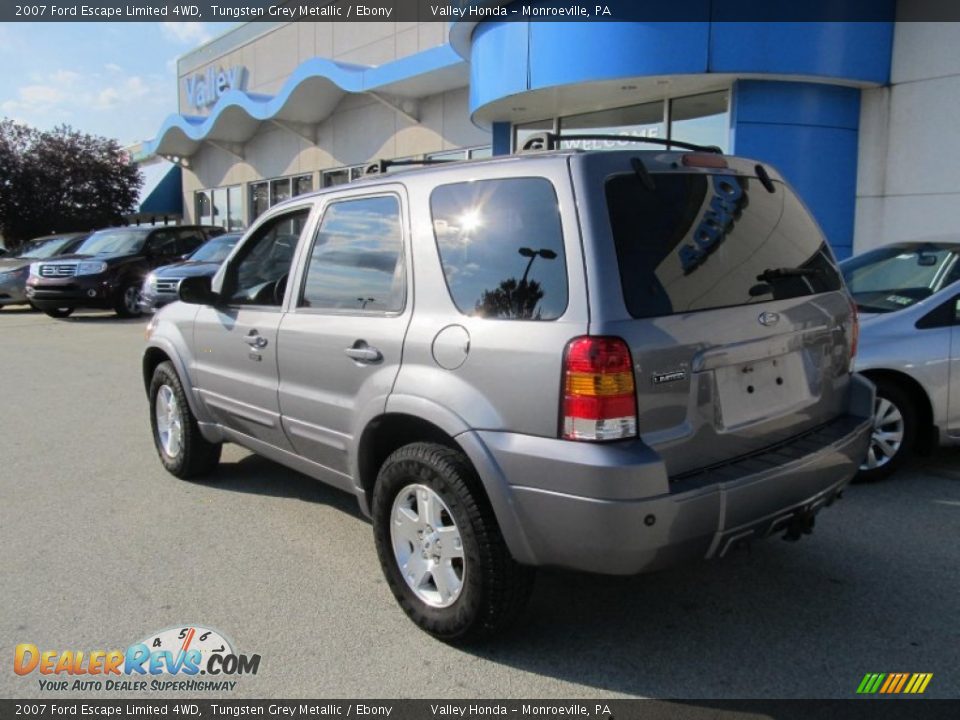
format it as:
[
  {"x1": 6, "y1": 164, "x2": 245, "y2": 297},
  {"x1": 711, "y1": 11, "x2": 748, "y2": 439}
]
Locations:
[
  {"x1": 270, "y1": 147, "x2": 784, "y2": 212},
  {"x1": 840, "y1": 238, "x2": 960, "y2": 262},
  {"x1": 27, "y1": 231, "x2": 89, "y2": 242},
  {"x1": 88, "y1": 224, "x2": 220, "y2": 235}
]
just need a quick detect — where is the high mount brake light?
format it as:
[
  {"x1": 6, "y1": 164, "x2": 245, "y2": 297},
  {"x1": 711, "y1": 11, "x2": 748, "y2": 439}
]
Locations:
[
  {"x1": 681, "y1": 154, "x2": 729, "y2": 169},
  {"x1": 561, "y1": 336, "x2": 638, "y2": 441}
]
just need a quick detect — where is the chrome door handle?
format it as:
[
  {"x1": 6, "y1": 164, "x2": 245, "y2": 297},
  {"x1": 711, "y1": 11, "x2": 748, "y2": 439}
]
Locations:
[
  {"x1": 244, "y1": 331, "x2": 268, "y2": 349},
  {"x1": 344, "y1": 344, "x2": 382, "y2": 363}
]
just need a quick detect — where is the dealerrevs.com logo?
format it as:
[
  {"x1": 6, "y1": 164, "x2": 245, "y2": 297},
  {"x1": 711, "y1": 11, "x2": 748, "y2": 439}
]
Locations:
[{"x1": 14, "y1": 625, "x2": 261, "y2": 692}]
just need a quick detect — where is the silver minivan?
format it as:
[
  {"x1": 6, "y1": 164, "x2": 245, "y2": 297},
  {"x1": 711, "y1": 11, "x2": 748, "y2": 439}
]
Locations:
[{"x1": 143, "y1": 141, "x2": 873, "y2": 640}]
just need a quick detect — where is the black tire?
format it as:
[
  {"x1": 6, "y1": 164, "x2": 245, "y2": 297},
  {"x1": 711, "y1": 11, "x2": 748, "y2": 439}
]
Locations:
[
  {"x1": 115, "y1": 281, "x2": 143, "y2": 318},
  {"x1": 372, "y1": 442, "x2": 534, "y2": 642},
  {"x1": 43, "y1": 307, "x2": 74, "y2": 318},
  {"x1": 854, "y1": 378, "x2": 919, "y2": 483},
  {"x1": 149, "y1": 361, "x2": 221, "y2": 479}
]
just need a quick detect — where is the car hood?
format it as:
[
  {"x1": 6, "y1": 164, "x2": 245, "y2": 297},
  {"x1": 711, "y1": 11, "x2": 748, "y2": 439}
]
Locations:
[
  {"x1": 153, "y1": 261, "x2": 221, "y2": 278},
  {"x1": 46, "y1": 252, "x2": 141, "y2": 263},
  {"x1": 0, "y1": 258, "x2": 32, "y2": 272}
]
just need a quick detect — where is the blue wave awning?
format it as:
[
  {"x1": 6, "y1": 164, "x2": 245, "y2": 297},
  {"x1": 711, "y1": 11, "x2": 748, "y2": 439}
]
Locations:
[{"x1": 146, "y1": 45, "x2": 469, "y2": 159}]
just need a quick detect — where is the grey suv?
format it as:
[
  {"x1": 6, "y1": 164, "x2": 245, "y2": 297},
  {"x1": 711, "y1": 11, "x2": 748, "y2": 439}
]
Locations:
[{"x1": 143, "y1": 141, "x2": 873, "y2": 640}]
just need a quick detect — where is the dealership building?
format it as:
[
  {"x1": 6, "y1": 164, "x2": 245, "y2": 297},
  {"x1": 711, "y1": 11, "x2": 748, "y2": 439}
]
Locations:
[{"x1": 143, "y1": 8, "x2": 960, "y2": 259}]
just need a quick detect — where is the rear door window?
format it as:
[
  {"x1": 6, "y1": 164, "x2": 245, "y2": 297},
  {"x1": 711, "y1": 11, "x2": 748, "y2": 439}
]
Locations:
[
  {"x1": 299, "y1": 195, "x2": 405, "y2": 312},
  {"x1": 605, "y1": 172, "x2": 842, "y2": 319},
  {"x1": 430, "y1": 178, "x2": 567, "y2": 320}
]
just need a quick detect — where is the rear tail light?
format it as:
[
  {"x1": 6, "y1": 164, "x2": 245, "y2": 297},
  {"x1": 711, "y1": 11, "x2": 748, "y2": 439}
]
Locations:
[{"x1": 561, "y1": 336, "x2": 638, "y2": 441}]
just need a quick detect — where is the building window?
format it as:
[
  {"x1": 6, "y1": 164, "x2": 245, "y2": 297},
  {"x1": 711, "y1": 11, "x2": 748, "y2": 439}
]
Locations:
[
  {"x1": 559, "y1": 100, "x2": 665, "y2": 150},
  {"x1": 211, "y1": 187, "x2": 227, "y2": 227},
  {"x1": 426, "y1": 147, "x2": 492, "y2": 162},
  {"x1": 227, "y1": 185, "x2": 243, "y2": 230},
  {"x1": 250, "y1": 182, "x2": 269, "y2": 222},
  {"x1": 669, "y1": 90, "x2": 730, "y2": 152},
  {"x1": 196, "y1": 191, "x2": 212, "y2": 225},
  {"x1": 514, "y1": 89, "x2": 731, "y2": 153},
  {"x1": 322, "y1": 165, "x2": 365, "y2": 188},
  {"x1": 270, "y1": 178, "x2": 291, "y2": 205},
  {"x1": 514, "y1": 119, "x2": 555, "y2": 152},
  {"x1": 293, "y1": 174, "x2": 313, "y2": 196},
  {"x1": 196, "y1": 185, "x2": 242, "y2": 230},
  {"x1": 248, "y1": 173, "x2": 315, "y2": 224}
]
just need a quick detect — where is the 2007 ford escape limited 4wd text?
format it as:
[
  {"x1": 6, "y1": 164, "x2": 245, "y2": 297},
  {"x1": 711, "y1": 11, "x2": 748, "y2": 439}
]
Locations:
[{"x1": 143, "y1": 136, "x2": 874, "y2": 641}]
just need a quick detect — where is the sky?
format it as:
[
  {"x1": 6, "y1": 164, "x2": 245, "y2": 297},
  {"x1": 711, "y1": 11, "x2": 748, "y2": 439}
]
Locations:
[{"x1": 0, "y1": 22, "x2": 238, "y2": 147}]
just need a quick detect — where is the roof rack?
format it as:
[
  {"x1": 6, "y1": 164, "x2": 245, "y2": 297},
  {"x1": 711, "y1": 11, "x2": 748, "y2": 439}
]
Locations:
[
  {"x1": 518, "y1": 132, "x2": 723, "y2": 154},
  {"x1": 363, "y1": 157, "x2": 456, "y2": 176}
]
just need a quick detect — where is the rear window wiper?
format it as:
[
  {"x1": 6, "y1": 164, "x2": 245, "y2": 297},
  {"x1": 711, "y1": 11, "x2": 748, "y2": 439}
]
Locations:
[
  {"x1": 630, "y1": 157, "x2": 655, "y2": 192},
  {"x1": 756, "y1": 267, "x2": 822, "y2": 282}
]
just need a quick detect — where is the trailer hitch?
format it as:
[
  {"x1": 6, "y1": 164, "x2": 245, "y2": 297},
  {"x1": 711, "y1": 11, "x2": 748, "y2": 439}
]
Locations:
[{"x1": 782, "y1": 511, "x2": 816, "y2": 542}]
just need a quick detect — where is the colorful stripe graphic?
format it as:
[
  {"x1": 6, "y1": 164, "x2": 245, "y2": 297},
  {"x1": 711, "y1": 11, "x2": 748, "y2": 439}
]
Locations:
[{"x1": 857, "y1": 673, "x2": 933, "y2": 694}]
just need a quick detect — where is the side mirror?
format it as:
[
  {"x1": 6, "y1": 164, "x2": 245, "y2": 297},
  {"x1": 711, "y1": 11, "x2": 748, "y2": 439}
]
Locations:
[{"x1": 179, "y1": 275, "x2": 218, "y2": 305}]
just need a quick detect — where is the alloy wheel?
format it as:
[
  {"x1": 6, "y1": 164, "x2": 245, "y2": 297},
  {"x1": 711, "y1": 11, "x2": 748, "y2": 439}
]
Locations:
[
  {"x1": 390, "y1": 483, "x2": 465, "y2": 608},
  {"x1": 124, "y1": 286, "x2": 141, "y2": 315},
  {"x1": 154, "y1": 384, "x2": 183, "y2": 459},
  {"x1": 861, "y1": 396, "x2": 905, "y2": 471}
]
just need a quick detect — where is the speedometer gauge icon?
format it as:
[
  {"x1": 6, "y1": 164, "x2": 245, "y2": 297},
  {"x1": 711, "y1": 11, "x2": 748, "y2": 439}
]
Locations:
[{"x1": 137, "y1": 625, "x2": 234, "y2": 669}]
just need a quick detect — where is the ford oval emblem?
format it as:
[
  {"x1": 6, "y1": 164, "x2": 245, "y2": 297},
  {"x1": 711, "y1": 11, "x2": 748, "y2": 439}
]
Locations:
[{"x1": 758, "y1": 311, "x2": 780, "y2": 327}]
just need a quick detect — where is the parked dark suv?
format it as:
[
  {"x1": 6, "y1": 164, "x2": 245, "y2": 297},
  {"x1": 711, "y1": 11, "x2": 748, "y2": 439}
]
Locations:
[
  {"x1": 27, "y1": 225, "x2": 224, "y2": 318},
  {"x1": 140, "y1": 232, "x2": 243, "y2": 313}
]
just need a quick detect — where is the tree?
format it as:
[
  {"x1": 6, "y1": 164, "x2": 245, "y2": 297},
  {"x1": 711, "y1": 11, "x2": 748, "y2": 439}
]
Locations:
[
  {"x1": 475, "y1": 277, "x2": 545, "y2": 320},
  {"x1": 0, "y1": 120, "x2": 142, "y2": 246}
]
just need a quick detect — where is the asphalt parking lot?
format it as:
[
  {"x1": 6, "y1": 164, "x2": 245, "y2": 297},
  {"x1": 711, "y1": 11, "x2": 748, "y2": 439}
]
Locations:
[{"x1": 1, "y1": 307, "x2": 958, "y2": 700}]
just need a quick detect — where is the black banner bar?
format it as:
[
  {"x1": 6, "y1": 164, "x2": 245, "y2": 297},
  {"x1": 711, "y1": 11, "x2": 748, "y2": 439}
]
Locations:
[
  {"x1": 1, "y1": 700, "x2": 959, "y2": 720},
  {"x1": 5, "y1": 0, "x2": 960, "y2": 23}
]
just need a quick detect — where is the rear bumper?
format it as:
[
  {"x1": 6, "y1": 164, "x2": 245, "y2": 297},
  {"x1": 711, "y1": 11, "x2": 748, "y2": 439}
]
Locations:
[{"x1": 465, "y1": 374, "x2": 874, "y2": 575}]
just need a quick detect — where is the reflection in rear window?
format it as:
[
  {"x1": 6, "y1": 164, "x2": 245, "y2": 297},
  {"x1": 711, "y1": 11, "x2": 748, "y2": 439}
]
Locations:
[
  {"x1": 605, "y1": 173, "x2": 842, "y2": 319},
  {"x1": 841, "y1": 245, "x2": 960, "y2": 314},
  {"x1": 430, "y1": 178, "x2": 567, "y2": 320}
]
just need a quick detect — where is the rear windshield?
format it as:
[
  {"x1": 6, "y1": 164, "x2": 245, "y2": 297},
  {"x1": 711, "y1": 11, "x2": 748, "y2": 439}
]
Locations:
[{"x1": 606, "y1": 172, "x2": 842, "y2": 319}]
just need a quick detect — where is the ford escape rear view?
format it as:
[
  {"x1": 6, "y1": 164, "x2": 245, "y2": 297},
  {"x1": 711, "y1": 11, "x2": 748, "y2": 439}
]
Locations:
[{"x1": 143, "y1": 141, "x2": 873, "y2": 641}]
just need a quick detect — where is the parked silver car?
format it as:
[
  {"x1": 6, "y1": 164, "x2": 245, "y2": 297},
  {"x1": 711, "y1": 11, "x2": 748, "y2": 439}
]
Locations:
[
  {"x1": 0, "y1": 232, "x2": 89, "y2": 310},
  {"x1": 842, "y1": 240, "x2": 960, "y2": 480},
  {"x1": 144, "y1": 140, "x2": 872, "y2": 640}
]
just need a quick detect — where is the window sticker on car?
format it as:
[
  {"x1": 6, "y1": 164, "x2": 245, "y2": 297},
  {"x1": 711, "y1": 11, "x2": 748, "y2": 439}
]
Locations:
[{"x1": 885, "y1": 295, "x2": 915, "y2": 306}]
